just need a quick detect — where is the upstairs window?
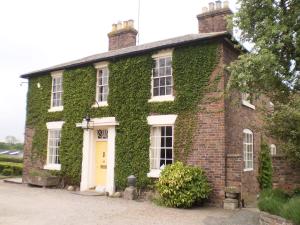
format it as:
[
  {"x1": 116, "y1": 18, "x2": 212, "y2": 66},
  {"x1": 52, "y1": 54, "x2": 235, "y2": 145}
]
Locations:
[
  {"x1": 49, "y1": 71, "x2": 63, "y2": 112},
  {"x1": 242, "y1": 93, "x2": 255, "y2": 110},
  {"x1": 97, "y1": 67, "x2": 109, "y2": 103},
  {"x1": 270, "y1": 144, "x2": 276, "y2": 156},
  {"x1": 149, "y1": 49, "x2": 174, "y2": 102},
  {"x1": 243, "y1": 129, "x2": 254, "y2": 171},
  {"x1": 94, "y1": 62, "x2": 109, "y2": 107}
]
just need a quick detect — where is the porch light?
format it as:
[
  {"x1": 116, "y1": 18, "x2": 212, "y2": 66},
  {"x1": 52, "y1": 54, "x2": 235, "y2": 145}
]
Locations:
[{"x1": 83, "y1": 115, "x2": 91, "y2": 129}]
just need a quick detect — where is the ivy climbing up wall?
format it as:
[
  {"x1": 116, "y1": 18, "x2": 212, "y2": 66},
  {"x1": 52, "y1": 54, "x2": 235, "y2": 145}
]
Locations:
[{"x1": 24, "y1": 41, "x2": 219, "y2": 188}]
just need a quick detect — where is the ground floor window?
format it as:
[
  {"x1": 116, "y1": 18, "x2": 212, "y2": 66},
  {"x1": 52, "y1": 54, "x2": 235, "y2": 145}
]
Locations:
[
  {"x1": 45, "y1": 121, "x2": 64, "y2": 170},
  {"x1": 150, "y1": 126, "x2": 173, "y2": 170},
  {"x1": 243, "y1": 129, "x2": 253, "y2": 171}
]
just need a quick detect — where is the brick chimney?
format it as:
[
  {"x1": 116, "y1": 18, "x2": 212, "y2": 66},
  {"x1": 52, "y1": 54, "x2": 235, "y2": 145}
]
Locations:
[
  {"x1": 197, "y1": 1, "x2": 233, "y2": 33},
  {"x1": 108, "y1": 20, "x2": 138, "y2": 51}
]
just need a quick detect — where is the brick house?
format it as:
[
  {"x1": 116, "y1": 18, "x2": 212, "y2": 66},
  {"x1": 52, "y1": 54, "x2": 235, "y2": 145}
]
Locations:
[{"x1": 21, "y1": 2, "x2": 300, "y2": 206}]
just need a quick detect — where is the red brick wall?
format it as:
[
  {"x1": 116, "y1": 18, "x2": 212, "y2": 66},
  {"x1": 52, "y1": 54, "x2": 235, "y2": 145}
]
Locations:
[
  {"x1": 187, "y1": 42, "x2": 226, "y2": 206},
  {"x1": 22, "y1": 127, "x2": 45, "y2": 183},
  {"x1": 272, "y1": 156, "x2": 300, "y2": 191}
]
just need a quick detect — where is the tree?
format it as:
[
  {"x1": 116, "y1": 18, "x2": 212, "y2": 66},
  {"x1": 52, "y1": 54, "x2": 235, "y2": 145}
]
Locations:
[
  {"x1": 228, "y1": 0, "x2": 300, "y2": 163},
  {"x1": 5, "y1": 136, "x2": 18, "y2": 145},
  {"x1": 258, "y1": 139, "x2": 273, "y2": 190}
]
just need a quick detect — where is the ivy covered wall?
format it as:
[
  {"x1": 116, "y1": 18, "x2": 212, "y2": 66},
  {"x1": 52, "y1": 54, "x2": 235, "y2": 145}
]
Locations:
[{"x1": 25, "y1": 41, "x2": 220, "y2": 188}]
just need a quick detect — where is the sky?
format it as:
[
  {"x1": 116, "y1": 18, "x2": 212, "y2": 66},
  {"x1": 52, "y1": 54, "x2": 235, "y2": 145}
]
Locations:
[{"x1": 0, "y1": 0, "x2": 236, "y2": 143}]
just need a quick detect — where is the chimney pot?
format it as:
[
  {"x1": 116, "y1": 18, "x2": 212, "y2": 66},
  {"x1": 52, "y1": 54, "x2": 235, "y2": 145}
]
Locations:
[
  {"x1": 112, "y1": 24, "x2": 117, "y2": 32},
  {"x1": 128, "y1": 19, "x2": 134, "y2": 28},
  {"x1": 117, "y1": 22, "x2": 122, "y2": 30},
  {"x1": 223, "y1": 0, "x2": 229, "y2": 8},
  {"x1": 202, "y1": 7, "x2": 208, "y2": 13},
  {"x1": 208, "y1": 2, "x2": 215, "y2": 11},
  {"x1": 215, "y1": 0, "x2": 222, "y2": 9},
  {"x1": 123, "y1": 20, "x2": 129, "y2": 29}
]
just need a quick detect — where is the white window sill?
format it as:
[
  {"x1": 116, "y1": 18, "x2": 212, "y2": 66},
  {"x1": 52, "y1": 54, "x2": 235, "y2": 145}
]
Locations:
[
  {"x1": 242, "y1": 100, "x2": 255, "y2": 110},
  {"x1": 148, "y1": 96, "x2": 175, "y2": 103},
  {"x1": 48, "y1": 106, "x2": 64, "y2": 112},
  {"x1": 147, "y1": 169, "x2": 161, "y2": 178},
  {"x1": 92, "y1": 101, "x2": 108, "y2": 108},
  {"x1": 44, "y1": 164, "x2": 61, "y2": 171},
  {"x1": 243, "y1": 168, "x2": 253, "y2": 172}
]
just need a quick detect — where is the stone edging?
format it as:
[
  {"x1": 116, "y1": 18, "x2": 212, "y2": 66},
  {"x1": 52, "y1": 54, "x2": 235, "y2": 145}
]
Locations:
[{"x1": 259, "y1": 211, "x2": 294, "y2": 225}]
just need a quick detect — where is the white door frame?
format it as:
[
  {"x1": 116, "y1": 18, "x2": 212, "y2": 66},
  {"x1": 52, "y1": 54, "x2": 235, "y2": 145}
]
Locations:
[{"x1": 76, "y1": 117, "x2": 118, "y2": 195}]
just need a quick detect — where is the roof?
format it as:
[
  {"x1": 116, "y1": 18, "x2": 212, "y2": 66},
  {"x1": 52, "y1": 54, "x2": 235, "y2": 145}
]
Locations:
[{"x1": 20, "y1": 31, "x2": 230, "y2": 78}]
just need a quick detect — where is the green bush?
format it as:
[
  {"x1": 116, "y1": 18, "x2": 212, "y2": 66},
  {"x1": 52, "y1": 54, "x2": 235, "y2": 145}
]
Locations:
[
  {"x1": 258, "y1": 189, "x2": 300, "y2": 225},
  {"x1": 156, "y1": 162, "x2": 211, "y2": 208},
  {"x1": 0, "y1": 161, "x2": 23, "y2": 176},
  {"x1": 2, "y1": 168, "x2": 13, "y2": 176},
  {"x1": 282, "y1": 197, "x2": 300, "y2": 225},
  {"x1": 0, "y1": 155, "x2": 23, "y2": 163},
  {"x1": 258, "y1": 140, "x2": 273, "y2": 190}
]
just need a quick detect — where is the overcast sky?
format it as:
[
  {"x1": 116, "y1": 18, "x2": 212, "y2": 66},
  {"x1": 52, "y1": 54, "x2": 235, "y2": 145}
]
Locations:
[{"x1": 0, "y1": 0, "x2": 236, "y2": 142}]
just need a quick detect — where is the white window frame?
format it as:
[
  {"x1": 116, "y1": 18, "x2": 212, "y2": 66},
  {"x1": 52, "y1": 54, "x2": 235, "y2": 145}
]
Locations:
[
  {"x1": 270, "y1": 144, "x2": 276, "y2": 156},
  {"x1": 149, "y1": 49, "x2": 174, "y2": 103},
  {"x1": 241, "y1": 93, "x2": 255, "y2": 110},
  {"x1": 243, "y1": 129, "x2": 254, "y2": 171},
  {"x1": 48, "y1": 70, "x2": 64, "y2": 112},
  {"x1": 44, "y1": 121, "x2": 64, "y2": 170},
  {"x1": 147, "y1": 115, "x2": 177, "y2": 178},
  {"x1": 93, "y1": 62, "x2": 109, "y2": 107}
]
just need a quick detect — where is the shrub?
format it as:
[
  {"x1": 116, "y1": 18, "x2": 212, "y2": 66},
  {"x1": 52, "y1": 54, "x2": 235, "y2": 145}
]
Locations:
[
  {"x1": 0, "y1": 161, "x2": 23, "y2": 176},
  {"x1": 258, "y1": 140, "x2": 273, "y2": 190},
  {"x1": 156, "y1": 162, "x2": 211, "y2": 208},
  {"x1": 0, "y1": 155, "x2": 23, "y2": 163},
  {"x1": 2, "y1": 168, "x2": 13, "y2": 176},
  {"x1": 282, "y1": 197, "x2": 300, "y2": 225},
  {"x1": 258, "y1": 189, "x2": 288, "y2": 215}
]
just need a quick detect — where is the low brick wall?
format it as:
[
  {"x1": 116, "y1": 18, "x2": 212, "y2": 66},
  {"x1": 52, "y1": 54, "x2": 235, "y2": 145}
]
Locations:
[{"x1": 259, "y1": 212, "x2": 294, "y2": 225}]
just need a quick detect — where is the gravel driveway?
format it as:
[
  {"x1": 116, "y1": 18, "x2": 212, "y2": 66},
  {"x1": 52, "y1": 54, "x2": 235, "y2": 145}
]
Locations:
[{"x1": 0, "y1": 181, "x2": 259, "y2": 225}]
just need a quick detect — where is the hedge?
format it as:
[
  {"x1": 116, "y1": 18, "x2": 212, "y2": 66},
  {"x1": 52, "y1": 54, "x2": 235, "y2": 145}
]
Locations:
[
  {"x1": 0, "y1": 155, "x2": 23, "y2": 163},
  {"x1": 0, "y1": 161, "x2": 23, "y2": 176}
]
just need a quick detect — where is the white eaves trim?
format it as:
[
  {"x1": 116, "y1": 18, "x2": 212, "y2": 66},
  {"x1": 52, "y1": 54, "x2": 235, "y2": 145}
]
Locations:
[
  {"x1": 242, "y1": 100, "x2": 256, "y2": 110},
  {"x1": 46, "y1": 121, "x2": 65, "y2": 130},
  {"x1": 147, "y1": 114, "x2": 177, "y2": 126}
]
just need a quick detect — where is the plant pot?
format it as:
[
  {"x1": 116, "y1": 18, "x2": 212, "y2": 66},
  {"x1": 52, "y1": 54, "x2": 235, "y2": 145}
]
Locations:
[{"x1": 28, "y1": 175, "x2": 59, "y2": 188}]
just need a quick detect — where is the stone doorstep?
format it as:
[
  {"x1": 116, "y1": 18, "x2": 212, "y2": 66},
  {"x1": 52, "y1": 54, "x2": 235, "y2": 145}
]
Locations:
[
  {"x1": 3, "y1": 177, "x2": 23, "y2": 184},
  {"x1": 71, "y1": 191, "x2": 106, "y2": 196},
  {"x1": 259, "y1": 211, "x2": 294, "y2": 225}
]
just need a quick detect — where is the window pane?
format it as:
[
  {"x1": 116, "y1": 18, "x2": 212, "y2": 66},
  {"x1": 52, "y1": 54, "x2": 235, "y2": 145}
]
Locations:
[
  {"x1": 160, "y1": 77, "x2": 165, "y2": 86},
  {"x1": 160, "y1": 87, "x2": 166, "y2": 95},
  {"x1": 166, "y1": 76, "x2": 172, "y2": 85},
  {"x1": 166, "y1": 126, "x2": 172, "y2": 136},
  {"x1": 166, "y1": 149, "x2": 172, "y2": 159},
  {"x1": 166, "y1": 137, "x2": 172, "y2": 147},
  {"x1": 153, "y1": 69, "x2": 159, "y2": 77},
  {"x1": 159, "y1": 58, "x2": 165, "y2": 67},
  {"x1": 166, "y1": 57, "x2": 172, "y2": 66},
  {"x1": 153, "y1": 88, "x2": 159, "y2": 96},
  {"x1": 161, "y1": 127, "x2": 166, "y2": 136},
  {"x1": 154, "y1": 78, "x2": 159, "y2": 87},
  {"x1": 159, "y1": 67, "x2": 165, "y2": 76},
  {"x1": 166, "y1": 66, "x2": 171, "y2": 75},
  {"x1": 166, "y1": 86, "x2": 172, "y2": 95}
]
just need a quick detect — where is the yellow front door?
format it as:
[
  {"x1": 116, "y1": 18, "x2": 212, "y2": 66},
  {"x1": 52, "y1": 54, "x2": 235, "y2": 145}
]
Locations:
[{"x1": 95, "y1": 141, "x2": 108, "y2": 186}]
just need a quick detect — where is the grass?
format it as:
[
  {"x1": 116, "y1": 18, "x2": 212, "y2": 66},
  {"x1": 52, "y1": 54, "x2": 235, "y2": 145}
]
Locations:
[{"x1": 258, "y1": 189, "x2": 300, "y2": 225}]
